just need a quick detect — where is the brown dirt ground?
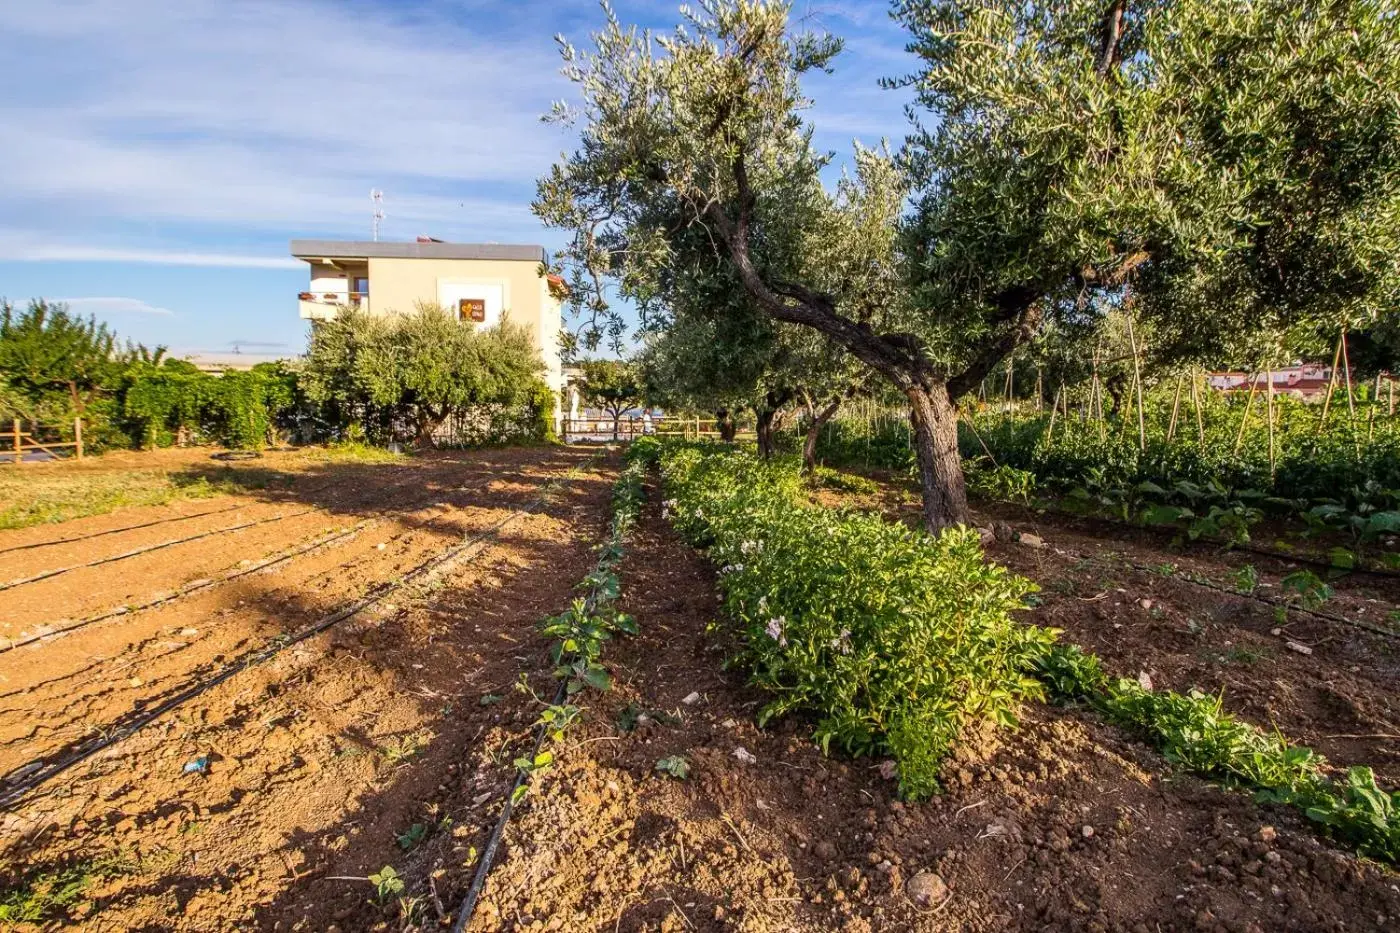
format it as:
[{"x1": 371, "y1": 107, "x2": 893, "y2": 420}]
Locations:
[
  {"x1": 811, "y1": 475, "x2": 1400, "y2": 787},
  {"x1": 473, "y1": 472, "x2": 1400, "y2": 933},
  {"x1": 0, "y1": 444, "x2": 623, "y2": 931}
]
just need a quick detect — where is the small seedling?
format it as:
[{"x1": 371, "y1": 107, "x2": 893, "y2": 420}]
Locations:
[
  {"x1": 380, "y1": 731, "x2": 430, "y2": 765},
  {"x1": 368, "y1": 865, "x2": 404, "y2": 903},
  {"x1": 396, "y1": 824, "x2": 427, "y2": 851},
  {"x1": 479, "y1": 694, "x2": 503, "y2": 706},
  {"x1": 1229, "y1": 564, "x2": 1259, "y2": 594},
  {"x1": 1281, "y1": 570, "x2": 1333, "y2": 610},
  {"x1": 655, "y1": 755, "x2": 690, "y2": 780}
]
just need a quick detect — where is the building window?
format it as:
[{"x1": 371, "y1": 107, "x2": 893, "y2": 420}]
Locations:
[
  {"x1": 353, "y1": 276, "x2": 369, "y2": 295},
  {"x1": 458, "y1": 298, "x2": 486, "y2": 323}
]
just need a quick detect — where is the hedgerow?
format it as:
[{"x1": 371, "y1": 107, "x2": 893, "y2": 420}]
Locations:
[{"x1": 651, "y1": 440, "x2": 1051, "y2": 798}]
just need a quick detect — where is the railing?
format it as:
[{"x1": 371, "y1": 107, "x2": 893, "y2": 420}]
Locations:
[
  {"x1": 298, "y1": 291, "x2": 368, "y2": 307},
  {"x1": 7, "y1": 418, "x2": 83, "y2": 464},
  {"x1": 561, "y1": 416, "x2": 755, "y2": 441}
]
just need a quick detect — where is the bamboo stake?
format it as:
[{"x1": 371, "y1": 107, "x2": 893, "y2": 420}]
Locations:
[
  {"x1": 1266, "y1": 368, "x2": 1276, "y2": 480},
  {"x1": 1036, "y1": 367, "x2": 1044, "y2": 411},
  {"x1": 1369, "y1": 373, "x2": 1381, "y2": 442},
  {"x1": 1125, "y1": 312, "x2": 1147, "y2": 451},
  {"x1": 1233, "y1": 375, "x2": 1258, "y2": 457},
  {"x1": 1192, "y1": 372, "x2": 1206, "y2": 445},
  {"x1": 1341, "y1": 329, "x2": 1359, "y2": 458},
  {"x1": 1046, "y1": 384, "x2": 1064, "y2": 443},
  {"x1": 1317, "y1": 330, "x2": 1343, "y2": 436},
  {"x1": 1166, "y1": 375, "x2": 1184, "y2": 442}
]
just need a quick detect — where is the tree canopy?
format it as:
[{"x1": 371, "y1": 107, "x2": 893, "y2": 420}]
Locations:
[
  {"x1": 539, "y1": 0, "x2": 1400, "y2": 531},
  {"x1": 300, "y1": 303, "x2": 549, "y2": 446}
]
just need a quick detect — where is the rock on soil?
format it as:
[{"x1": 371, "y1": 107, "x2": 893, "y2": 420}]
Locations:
[{"x1": 906, "y1": 870, "x2": 948, "y2": 906}]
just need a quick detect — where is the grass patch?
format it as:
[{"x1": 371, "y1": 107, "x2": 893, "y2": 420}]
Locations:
[
  {"x1": 0, "y1": 856, "x2": 129, "y2": 925},
  {"x1": 0, "y1": 470, "x2": 247, "y2": 530},
  {"x1": 302, "y1": 442, "x2": 407, "y2": 465}
]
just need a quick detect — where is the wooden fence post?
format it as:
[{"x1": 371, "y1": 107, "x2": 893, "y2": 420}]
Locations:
[
  {"x1": 75, "y1": 417, "x2": 83, "y2": 460},
  {"x1": 12, "y1": 419, "x2": 20, "y2": 464}
]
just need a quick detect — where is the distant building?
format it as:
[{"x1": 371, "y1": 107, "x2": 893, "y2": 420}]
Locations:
[
  {"x1": 289, "y1": 238, "x2": 566, "y2": 404},
  {"x1": 1207, "y1": 365, "x2": 1334, "y2": 401},
  {"x1": 181, "y1": 352, "x2": 284, "y2": 374}
]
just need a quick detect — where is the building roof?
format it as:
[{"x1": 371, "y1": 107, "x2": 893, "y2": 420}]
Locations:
[{"x1": 290, "y1": 240, "x2": 547, "y2": 263}]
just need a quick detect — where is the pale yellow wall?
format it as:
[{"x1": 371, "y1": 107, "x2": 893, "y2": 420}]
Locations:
[{"x1": 365, "y1": 256, "x2": 564, "y2": 395}]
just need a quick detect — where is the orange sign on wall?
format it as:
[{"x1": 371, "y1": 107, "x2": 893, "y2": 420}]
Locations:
[{"x1": 458, "y1": 298, "x2": 486, "y2": 323}]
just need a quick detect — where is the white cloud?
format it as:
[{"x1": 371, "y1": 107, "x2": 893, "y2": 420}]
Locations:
[
  {"x1": 1, "y1": 239, "x2": 301, "y2": 268},
  {"x1": 59, "y1": 296, "x2": 174, "y2": 316},
  {"x1": 0, "y1": 0, "x2": 572, "y2": 243}
]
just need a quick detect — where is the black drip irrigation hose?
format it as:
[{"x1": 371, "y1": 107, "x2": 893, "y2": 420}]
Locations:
[
  {"x1": 451, "y1": 678, "x2": 569, "y2": 933},
  {"x1": 0, "y1": 503, "x2": 247, "y2": 557},
  {"x1": 0, "y1": 521, "x2": 373, "y2": 653},
  {"x1": 451, "y1": 456, "x2": 634, "y2": 932},
  {"x1": 0, "y1": 508, "x2": 319, "y2": 593},
  {"x1": 1057, "y1": 545, "x2": 1400, "y2": 640},
  {"x1": 0, "y1": 459, "x2": 599, "y2": 811}
]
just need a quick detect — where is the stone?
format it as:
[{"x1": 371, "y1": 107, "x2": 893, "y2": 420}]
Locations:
[
  {"x1": 906, "y1": 871, "x2": 948, "y2": 907},
  {"x1": 1018, "y1": 533, "x2": 1045, "y2": 548}
]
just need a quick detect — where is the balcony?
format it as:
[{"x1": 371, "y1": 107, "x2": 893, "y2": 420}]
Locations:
[{"x1": 298, "y1": 291, "x2": 369, "y2": 320}]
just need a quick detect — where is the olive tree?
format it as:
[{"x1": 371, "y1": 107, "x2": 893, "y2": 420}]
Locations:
[
  {"x1": 578, "y1": 358, "x2": 645, "y2": 438},
  {"x1": 301, "y1": 303, "x2": 546, "y2": 446},
  {"x1": 540, "y1": 0, "x2": 1400, "y2": 531}
]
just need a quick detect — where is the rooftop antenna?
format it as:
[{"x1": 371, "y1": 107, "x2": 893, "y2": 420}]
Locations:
[{"x1": 371, "y1": 189, "x2": 385, "y2": 241}]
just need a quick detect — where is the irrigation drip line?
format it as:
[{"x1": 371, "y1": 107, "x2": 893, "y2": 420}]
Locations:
[
  {"x1": 0, "y1": 459, "x2": 598, "y2": 811},
  {"x1": 0, "y1": 503, "x2": 247, "y2": 557},
  {"x1": 1058, "y1": 546, "x2": 1400, "y2": 640},
  {"x1": 0, "y1": 521, "x2": 373, "y2": 654},
  {"x1": 452, "y1": 678, "x2": 567, "y2": 933},
  {"x1": 0, "y1": 471, "x2": 499, "y2": 653},
  {"x1": 0, "y1": 509, "x2": 319, "y2": 593},
  {"x1": 452, "y1": 456, "x2": 629, "y2": 933}
]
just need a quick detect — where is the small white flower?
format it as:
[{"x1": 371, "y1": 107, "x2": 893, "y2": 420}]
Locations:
[{"x1": 765, "y1": 616, "x2": 788, "y2": 647}]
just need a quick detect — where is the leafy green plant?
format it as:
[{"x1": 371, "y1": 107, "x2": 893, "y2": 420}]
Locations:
[
  {"x1": 396, "y1": 824, "x2": 428, "y2": 851},
  {"x1": 660, "y1": 442, "x2": 1051, "y2": 799},
  {"x1": 1281, "y1": 570, "x2": 1334, "y2": 610},
  {"x1": 1229, "y1": 565, "x2": 1260, "y2": 594},
  {"x1": 368, "y1": 866, "x2": 405, "y2": 903},
  {"x1": 655, "y1": 755, "x2": 690, "y2": 779}
]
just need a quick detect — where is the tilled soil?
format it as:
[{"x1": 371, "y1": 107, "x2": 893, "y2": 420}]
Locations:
[
  {"x1": 475, "y1": 475, "x2": 1399, "y2": 933},
  {"x1": 0, "y1": 445, "x2": 623, "y2": 930}
]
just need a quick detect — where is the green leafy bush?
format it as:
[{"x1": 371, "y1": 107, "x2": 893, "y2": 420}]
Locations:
[{"x1": 659, "y1": 442, "x2": 1051, "y2": 798}]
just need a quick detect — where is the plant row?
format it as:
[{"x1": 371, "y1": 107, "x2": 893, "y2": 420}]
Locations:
[
  {"x1": 511, "y1": 452, "x2": 649, "y2": 801},
  {"x1": 641, "y1": 439, "x2": 1397, "y2": 863},
  {"x1": 1034, "y1": 644, "x2": 1399, "y2": 863},
  {"x1": 637, "y1": 437, "x2": 1052, "y2": 799}
]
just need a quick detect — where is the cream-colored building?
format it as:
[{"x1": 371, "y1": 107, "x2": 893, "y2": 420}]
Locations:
[{"x1": 290, "y1": 239, "x2": 565, "y2": 401}]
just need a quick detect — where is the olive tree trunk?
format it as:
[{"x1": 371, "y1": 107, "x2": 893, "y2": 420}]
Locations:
[
  {"x1": 802, "y1": 398, "x2": 841, "y2": 472},
  {"x1": 906, "y1": 382, "x2": 970, "y2": 530}
]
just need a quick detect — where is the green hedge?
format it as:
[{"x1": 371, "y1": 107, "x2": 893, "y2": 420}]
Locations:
[{"x1": 647, "y1": 439, "x2": 1050, "y2": 798}]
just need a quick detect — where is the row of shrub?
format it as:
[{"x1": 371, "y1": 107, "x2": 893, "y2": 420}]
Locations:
[
  {"x1": 636, "y1": 437, "x2": 1052, "y2": 798},
  {"x1": 638, "y1": 438, "x2": 1398, "y2": 863}
]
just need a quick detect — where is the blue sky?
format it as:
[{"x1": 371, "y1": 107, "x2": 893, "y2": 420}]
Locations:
[{"x1": 0, "y1": 0, "x2": 915, "y2": 358}]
